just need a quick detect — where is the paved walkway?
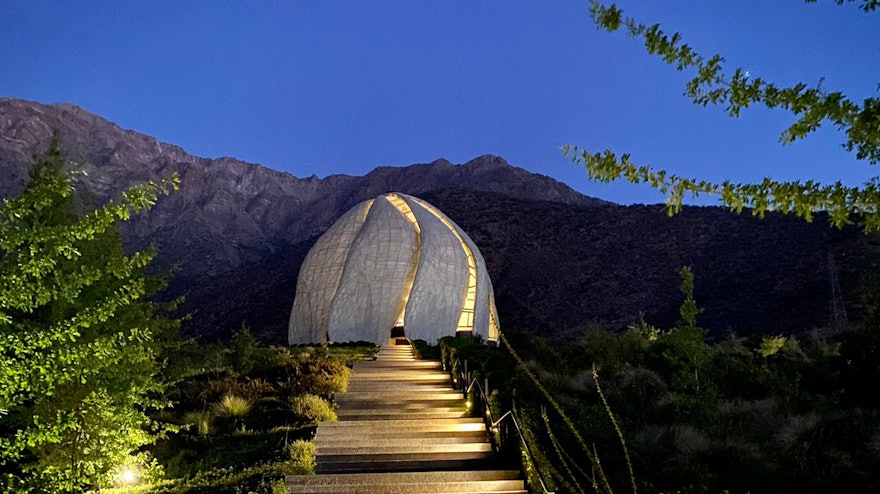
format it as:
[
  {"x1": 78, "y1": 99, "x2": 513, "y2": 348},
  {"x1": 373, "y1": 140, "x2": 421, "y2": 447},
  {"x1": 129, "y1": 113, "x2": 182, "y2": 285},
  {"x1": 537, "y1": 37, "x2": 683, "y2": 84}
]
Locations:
[{"x1": 286, "y1": 344, "x2": 525, "y2": 493}]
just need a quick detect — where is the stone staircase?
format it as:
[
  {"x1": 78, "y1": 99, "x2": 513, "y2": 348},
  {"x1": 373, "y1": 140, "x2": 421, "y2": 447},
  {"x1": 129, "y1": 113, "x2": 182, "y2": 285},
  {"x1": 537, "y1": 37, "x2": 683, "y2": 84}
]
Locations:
[{"x1": 287, "y1": 344, "x2": 526, "y2": 493}]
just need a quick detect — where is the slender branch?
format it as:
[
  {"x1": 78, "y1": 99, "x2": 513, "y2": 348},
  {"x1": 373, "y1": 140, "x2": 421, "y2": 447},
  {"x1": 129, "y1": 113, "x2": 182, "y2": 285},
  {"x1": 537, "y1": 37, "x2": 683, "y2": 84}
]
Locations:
[
  {"x1": 562, "y1": 145, "x2": 880, "y2": 232},
  {"x1": 586, "y1": 0, "x2": 880, "y2": 163}
]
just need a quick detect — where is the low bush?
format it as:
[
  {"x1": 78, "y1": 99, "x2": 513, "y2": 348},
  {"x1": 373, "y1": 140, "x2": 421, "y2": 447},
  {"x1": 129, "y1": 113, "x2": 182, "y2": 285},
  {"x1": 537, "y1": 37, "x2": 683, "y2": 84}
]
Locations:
[
  {"x1": 284, "y1": 440, "x2": 316, "y2": 474},
  {"x1": 213, "y1": 394, "x2": 253, "y2": 419},
  {"x1": 289, "y1": 394, "x2": 336, "y2": 423}
]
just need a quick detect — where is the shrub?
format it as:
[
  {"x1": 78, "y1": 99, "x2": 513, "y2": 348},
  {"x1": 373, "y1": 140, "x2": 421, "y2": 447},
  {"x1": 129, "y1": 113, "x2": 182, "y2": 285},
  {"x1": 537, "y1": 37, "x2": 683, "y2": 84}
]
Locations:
[
  {"x1": 289, "y1": 394, "x2": 336, "y2": 423},
  {"x1": 285, "y1": 440, "x2": 316, "y2": 474},
  {"x1": 300, "y1": 357, "x2": 352, "y2": 397},
  {"x1": 227, "y1": 326, "x2": 268, "y2": 376},
  {"x1": 272, "y1": 352, "x2": 352, "y2": 397},
  {"x1": 212, "y1": 394, "x2": 254, "y2": 433},
  {"x1": 214, "y1": 394, "x2": 253, "y2": 419},
  {"x1": 183, "y1": 410, "x2": 213, "y2": 436}
]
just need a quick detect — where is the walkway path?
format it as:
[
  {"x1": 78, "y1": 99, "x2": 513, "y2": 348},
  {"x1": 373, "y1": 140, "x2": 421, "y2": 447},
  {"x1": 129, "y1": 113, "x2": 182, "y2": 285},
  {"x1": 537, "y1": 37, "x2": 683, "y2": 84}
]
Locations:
[{"x1": 286, "y1": 344, "x2": 525, "y2": 493}]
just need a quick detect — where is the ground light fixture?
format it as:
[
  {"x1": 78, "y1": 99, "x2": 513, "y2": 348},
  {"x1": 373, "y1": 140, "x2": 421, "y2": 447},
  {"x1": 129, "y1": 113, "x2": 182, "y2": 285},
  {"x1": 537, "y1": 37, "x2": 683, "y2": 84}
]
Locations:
[{"x1": 114, "y1": 464, "x2": 140, "y2": 487}]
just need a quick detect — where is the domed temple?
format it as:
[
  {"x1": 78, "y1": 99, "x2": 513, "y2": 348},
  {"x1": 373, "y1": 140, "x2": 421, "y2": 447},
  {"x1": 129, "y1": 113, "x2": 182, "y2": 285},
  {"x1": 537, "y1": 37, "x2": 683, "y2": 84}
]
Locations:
[{"x1": 289, "y1": 193, "x2": 500, "y2": 345}]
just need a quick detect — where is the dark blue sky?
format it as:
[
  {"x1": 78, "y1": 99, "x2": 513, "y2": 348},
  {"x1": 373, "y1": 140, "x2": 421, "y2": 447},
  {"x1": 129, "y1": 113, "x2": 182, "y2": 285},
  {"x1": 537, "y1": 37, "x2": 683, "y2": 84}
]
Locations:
[{"x1": 2, "y1": 1, "x2": 877, "y2": 204}]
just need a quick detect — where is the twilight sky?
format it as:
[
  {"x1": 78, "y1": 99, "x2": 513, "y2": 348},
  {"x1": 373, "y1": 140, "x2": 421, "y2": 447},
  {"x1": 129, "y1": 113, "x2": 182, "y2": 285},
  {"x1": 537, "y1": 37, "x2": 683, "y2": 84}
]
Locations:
[{"x1": 1, "y1": 1, "x2": 877, "y2": 205}]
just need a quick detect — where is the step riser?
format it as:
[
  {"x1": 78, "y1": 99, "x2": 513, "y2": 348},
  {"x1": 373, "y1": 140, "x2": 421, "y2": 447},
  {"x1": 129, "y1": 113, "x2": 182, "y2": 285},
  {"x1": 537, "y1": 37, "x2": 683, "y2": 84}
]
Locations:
[
  {"x1": 336, "y1": 395, "x2": 463, "y2": 401},
  {"x1": 321, "y1": 417, "x2": 485, "y2": 426},
  {"x1": 317, "y1": 443, "x2": 492, "y2": 455},
  {"x1": 316, "y1": 433, "x2": 486, "y2": 442},
  {"x1": 336, "y1": 392, "x2": 462, "y2": 399},
  {"x1": 337, "y1": 386, "x2": 454, "y2": 392},
  {"x1": 348, "y1": 372, "x2": 452, "y2": 383},
  {"x1": 337, "y1": 413, "x2": 468, "y2": 421},
  {"x1": 348, "y1": 381, "x2": 452, "y2": 387},
  {"x1": 355, "y1": 359, "x2": 438, "y2": 363},
  {"x1": 352, "y1": 364, "x2": 442, "y2": 369},
  {"x1": 284, "y1": 480, "x2": 525, "y2": 493},
  {"x1": 336, "y1": 394, "x2": 463, "y2": 401},
  {"x1": 316, "y1": 436, "x2": 487, "y2": 446},
  {"x1": 317, "y1": 451, "x2": 494, "y2": 462},
  {"x1": 316, "y1": 426, "x2": 486, "y2": 435},
  {"x1": 317, "y1": 428, "x2": 485, "y2": 437},
  {"x1": 286, "y1": 470, "x2": 521, "y2": 485},
  {"x1": 336, "y1": 406, "x2": 465, "y2": 414},
  {"x1": 315, "y1": 457, "x2": 499, "y2": 474},
  {"x1": 334, "y1": 402, "x2": 465, "y2": 411}
]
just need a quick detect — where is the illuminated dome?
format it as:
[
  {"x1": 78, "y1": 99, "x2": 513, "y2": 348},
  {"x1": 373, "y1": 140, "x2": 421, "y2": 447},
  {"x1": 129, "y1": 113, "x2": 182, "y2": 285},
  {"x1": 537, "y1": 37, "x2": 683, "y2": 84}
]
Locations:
[{"x1": 289, "y1": 193, "x2": 500, "y2": 345}]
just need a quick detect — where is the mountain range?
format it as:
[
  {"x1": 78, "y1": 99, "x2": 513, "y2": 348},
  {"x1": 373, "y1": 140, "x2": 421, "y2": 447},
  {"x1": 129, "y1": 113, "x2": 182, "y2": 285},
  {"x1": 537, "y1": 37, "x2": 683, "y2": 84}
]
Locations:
[{"x1": 2, "y1": 97, "x2": 876, "y2": 344}]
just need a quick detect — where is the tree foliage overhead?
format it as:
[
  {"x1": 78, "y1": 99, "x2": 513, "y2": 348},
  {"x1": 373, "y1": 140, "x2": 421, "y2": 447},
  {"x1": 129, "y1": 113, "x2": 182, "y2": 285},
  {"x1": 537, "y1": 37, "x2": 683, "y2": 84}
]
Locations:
[
  {"x1": 0, "y1": 136, "x2": 180, "y2": 492},
  {"x1": 564, "y1": 0, "x2": 880, "y2": 231}
]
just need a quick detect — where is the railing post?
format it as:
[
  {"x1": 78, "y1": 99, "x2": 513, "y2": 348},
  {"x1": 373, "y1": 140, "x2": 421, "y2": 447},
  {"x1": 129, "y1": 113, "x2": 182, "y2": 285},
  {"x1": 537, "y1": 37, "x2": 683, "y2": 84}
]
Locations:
[{"x1": 464, "y1": 360, "x2": 468, "y2": 384}]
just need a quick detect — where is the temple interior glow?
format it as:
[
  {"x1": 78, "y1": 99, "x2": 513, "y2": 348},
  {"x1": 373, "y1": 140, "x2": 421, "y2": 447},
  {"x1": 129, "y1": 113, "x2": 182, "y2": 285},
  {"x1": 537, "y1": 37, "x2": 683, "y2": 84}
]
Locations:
[{"x1": 413, "y1": 200, "x2": 480, "y2": 333}]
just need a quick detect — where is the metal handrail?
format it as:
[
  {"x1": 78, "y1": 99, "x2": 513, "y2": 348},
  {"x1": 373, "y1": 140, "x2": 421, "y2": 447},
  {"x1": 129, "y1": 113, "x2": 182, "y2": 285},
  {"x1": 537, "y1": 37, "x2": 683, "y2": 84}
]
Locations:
[
  {"x1": 446, "y1": 356, "x2": 555, "y2": 494},
  {"x1": 492, "y1": 410, "x2": 555, "y2": 494}
]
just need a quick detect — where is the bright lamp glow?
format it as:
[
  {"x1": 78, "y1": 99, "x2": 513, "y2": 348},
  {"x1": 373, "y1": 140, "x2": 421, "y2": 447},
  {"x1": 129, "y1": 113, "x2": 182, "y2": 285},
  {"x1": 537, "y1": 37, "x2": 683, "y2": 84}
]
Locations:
[{"x1": 115, "y1": 465, "x2": 140, "y2": 487}]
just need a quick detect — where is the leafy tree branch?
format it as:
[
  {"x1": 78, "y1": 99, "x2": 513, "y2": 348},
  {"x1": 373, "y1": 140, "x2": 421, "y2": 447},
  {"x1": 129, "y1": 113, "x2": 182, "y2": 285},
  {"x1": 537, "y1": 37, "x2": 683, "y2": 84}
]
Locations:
[{"x1": 570, "y1": 1, "x2": 880, "y2": 231}]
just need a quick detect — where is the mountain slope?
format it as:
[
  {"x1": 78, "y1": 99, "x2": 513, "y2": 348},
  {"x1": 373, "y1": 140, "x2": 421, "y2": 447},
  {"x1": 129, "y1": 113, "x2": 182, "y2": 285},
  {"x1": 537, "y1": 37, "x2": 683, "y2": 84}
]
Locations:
[{"x1": 0, "y1": 97, "x2": 604, "y2": 282}]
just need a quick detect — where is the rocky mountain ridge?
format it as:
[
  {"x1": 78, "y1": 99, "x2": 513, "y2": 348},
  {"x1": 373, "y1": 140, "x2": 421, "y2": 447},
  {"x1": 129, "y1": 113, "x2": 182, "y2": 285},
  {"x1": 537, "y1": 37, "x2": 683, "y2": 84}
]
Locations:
[{"x1": 0, "y1": 97, "x2": 603, "y2": 280}]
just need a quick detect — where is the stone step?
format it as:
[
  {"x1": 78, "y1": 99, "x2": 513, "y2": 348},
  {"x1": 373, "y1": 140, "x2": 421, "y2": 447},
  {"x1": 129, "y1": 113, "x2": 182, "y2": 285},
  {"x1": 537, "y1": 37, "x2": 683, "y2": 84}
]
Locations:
[
  {"x1": 345, "y1": 382, "x2": 454, "y2": 390},
  {"x1": 319, "y1": 417, "x2": 483, "y2": 428},
  {"x1": 317, "y1": 423, "x2": 485, "y2": 437},
  {"x1": 350, "y1": 367, "x2": 449, "y2": 379},
  {"x1": 287, "y1": 469, "x2": 520, "y2": 486},
  {"x1": 316, "y1": 451, "x2": 495, "y2": 462},
  {"x1": 347, "y1": 379, "x2": 452, "y2": 385},
  {"x1": 341, "y1": 383, "x2": 454, "y2": 390},
  {"x1": 316, "y1": 435, "x2": 487, "y2": 447},
  {"x1": 336, "y1": 396, "x2": 465, "y2": 410},
  {"x1": 340, "y1": 389, "x2": 457, "y2": 397},
  {"x1": 335, "y1": 404, "x2": 466, "y2": 413},
  {"x1": 336, "y1": 410, "x2": 468, "y2": 421},
  {"x1": 337, "y1": 405, "x2": 465, "y2": 414},
  {"x1": 318, "y1": 427, "x2": 485, "y2": 438},
  {"x1": 317, "y1": 442, "x2": 492, "y2": 456},
  {"x1": 317, "y1": 429, "x2": 486, "y2": 441},
  {"x1": 334, "y1": 400, "x2": 465, "y2": 410},
  {"x1": 287, "y1": 478, "x2": 525, "y2": 493},
  {"x1": 352, "y1": 366, "x2": 443, "y2": 373},
  {"x1": 315, "y1": 451, "x2": 498, "y2": 474},
  {"x1": 354, "y1": 359, "x2": 438, "y2": 365},
  {"x1": 337, "y1": 390, "x2": 462, "y2": 400},
  {"x1": 348, "y1": 378, "x2": 452, "y2": 386}
]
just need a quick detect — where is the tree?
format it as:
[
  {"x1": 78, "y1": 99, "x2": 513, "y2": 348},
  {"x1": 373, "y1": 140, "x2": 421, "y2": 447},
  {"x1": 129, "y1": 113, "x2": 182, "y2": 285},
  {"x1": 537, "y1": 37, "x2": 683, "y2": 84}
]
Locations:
[
  {"x1": 0, "y1": 136, "x2": 180, "y2": 492},
  {"x1": 564, "y1": 0, "x2": 880, "y2": 231}
]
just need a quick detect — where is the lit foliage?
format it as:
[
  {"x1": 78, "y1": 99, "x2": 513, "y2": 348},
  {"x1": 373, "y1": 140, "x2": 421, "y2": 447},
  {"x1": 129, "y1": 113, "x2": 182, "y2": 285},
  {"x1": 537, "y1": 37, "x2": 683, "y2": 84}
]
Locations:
[
  {"x1": 284, "y1": 439, "x2": 316, "y2": 474},
  {"x1": 0, "y1": 137, "x2": 179, "y2": 492},
  {"x1": 289, "y1": 393, "x2": 336, "y2": 423},
  {"x1": 564, "y1": 0, "x2": 880, "y2": 231}
]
